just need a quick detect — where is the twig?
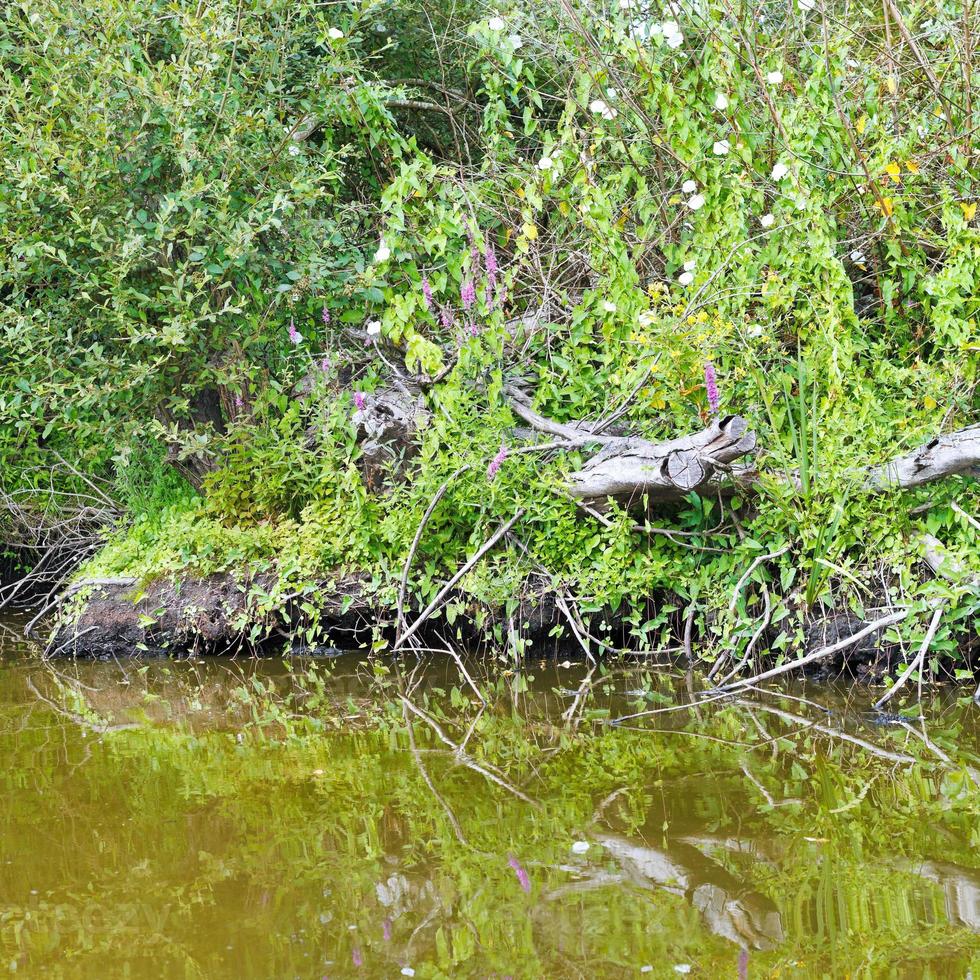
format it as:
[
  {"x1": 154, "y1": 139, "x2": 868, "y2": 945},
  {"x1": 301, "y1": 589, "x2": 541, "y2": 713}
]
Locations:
[
  {"x1": 729, "y1": 545, "x2": 790, "y2": 612},
  {"x1": 717, "y1": 610, "x2": 909, "y2": 692},
  {"x1": 394, "y1": 509, "x2": 525, "y2": 650},
  {"x1": 395, "y1": 464, "x2": 471, "y2": 644},
  {"x1": 872, "y1": 603, "x2": 946, "y2": 710}
]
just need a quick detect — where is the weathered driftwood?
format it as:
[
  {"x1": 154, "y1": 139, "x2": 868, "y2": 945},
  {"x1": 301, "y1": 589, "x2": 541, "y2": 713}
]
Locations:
[
  {"x1": 867, "y1": 424, "x2": 980, "y2": 490},
  {"x1": 566, "y1": 415, "x2": 758, "y2": 507},
  {"x1": 509, "y1": 389, "x2": 977, "y2": 509}
]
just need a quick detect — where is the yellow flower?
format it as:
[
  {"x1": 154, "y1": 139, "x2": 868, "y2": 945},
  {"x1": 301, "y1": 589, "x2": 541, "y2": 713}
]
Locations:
[
  {"x1": 960, "y1": 202, "x2": 977, "y2": 222},
  {"x1": 884, "y1": 162, "x2": 901, "y2": 184}
]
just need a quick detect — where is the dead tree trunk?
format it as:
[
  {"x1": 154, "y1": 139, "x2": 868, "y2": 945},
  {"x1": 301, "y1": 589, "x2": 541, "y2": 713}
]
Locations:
[
  {"x1": 507, "y1": 391, "x2": 978, "y2": 511},
  {"x1": 566, "y1": 415, "x2": 757, "y2": 507},
  {"x1": 867, "y1": 424, "x2": 980, "y2": 489}
]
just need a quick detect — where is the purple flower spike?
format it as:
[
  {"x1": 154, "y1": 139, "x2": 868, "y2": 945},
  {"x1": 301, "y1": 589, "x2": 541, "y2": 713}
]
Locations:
[
  {"x1": 288, "y1": 318, "x2": 303, "y2": 345},
  {"x1": 382, "y1": 918, "x2": 392, "y2": 942},
  {"x1": 487, "y1": 442, "x2": 508, "y2": 481},
  {"x1": 507, "y1": 854, "x2": 530, "y2": 893},
  {"x1": 469, "y1": 321, "x2": 480, "y2": 337},
  {"x1": 440, "y1": 304, "x2": 454, "y2": 330},
  {"x1": 704, "y1": 361, "x2": 720, "y2": 415},
  {"x1": 353, "y1": 392, "x2": 366, "y2": 411},
  {"x1": 321, "y1": 305, "x2": 330, "y2": 325},
  {"x1": 422, "y1": 277, "x2": 434, "y2": 311},
  {"x1": 234, "y1": 394, "x2": 244, "y2": 411},
  {"x1": 484, "y1": 242, "x2": 498, "y2": 277},
  {"x1": 320, "y1": 356, "x2": 330, "y2": 373},
  {"x1": 461, "y1": 279, "x2": 477, "y2": 311},
  {"x1": 352, "y1": 946, "x2": 363, "y2": 968}
]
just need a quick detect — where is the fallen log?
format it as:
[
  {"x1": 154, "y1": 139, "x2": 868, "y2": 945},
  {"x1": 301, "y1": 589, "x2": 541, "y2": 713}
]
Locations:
[
  {"x1": 565, "y1": 414, "x2": 758, "y2": 506},
  {"x1": 507, "y1": 390, "x2": 978, "y2": 510},
  {"x1": 867, "y1": 424, "x2": 980, "y2": 490}
]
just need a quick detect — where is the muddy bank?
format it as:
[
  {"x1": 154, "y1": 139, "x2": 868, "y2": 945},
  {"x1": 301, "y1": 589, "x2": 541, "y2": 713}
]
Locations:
[
  {"x1": 46, "y1": 573, "x2": 376, "y2": 659},
  {"x1": 34, "y1": 571, "x2": 969, "y2": 688}
]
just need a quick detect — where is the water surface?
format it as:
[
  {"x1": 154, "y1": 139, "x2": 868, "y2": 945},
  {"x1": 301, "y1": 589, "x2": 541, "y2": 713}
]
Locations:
[{"x1": 0, "y1": 617, "x2": 977, "y2": 978}]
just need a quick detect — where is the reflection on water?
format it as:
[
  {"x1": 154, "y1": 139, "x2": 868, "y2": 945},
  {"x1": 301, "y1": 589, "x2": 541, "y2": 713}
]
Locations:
[
  {"x1": 595, "y1": 832, "x2": 784, "y2": 950},
  {"x1": 0, "y1": 617, "x2": 978, "y2": 978}
]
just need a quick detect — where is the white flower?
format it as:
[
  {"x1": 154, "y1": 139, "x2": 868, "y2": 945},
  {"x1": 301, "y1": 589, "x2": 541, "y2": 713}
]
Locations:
[
  {"x1": 687, "y1": 193, "x2": 705, "y2": 210},
  {"x1": 714, "y1": 92, "x2": 729, "y2": 111},
  {"x1": 683, "y1": 259, "x2": 696, "y2": 271},
  {"x1": 771, "y1": 162, "x2": 789, "y2": 180},
  {"x1": 366, "y1": 320, "x2": 381, "y2": 336},
  {"x1": 328, "y1": 27, "x2": 344, "y2": 40},
  {"x1": 850, "y1": 249, "x2": 865, "y2": 262},
  {"x1": 798, "y1": 0, "x2": 815, "y2": 9},
  {"x1": 682, "y1": 179, "x2": 697, "y2": 194},
  {"x1": 401, "y1": 970, "x2": 416, "y2": 978},
  {"x1": 571, "y1": 841, "x2": 590, "y2": 854},
  {"x1": 589, "y1": 99, "x2": 617, "y2": 119},
  {"x1": 747, "y1": 323, "x2": 764, "y2": 336},
  {"x1": 638, "y1": 310, "x2": 657, "y2": 327},
  {"x1": 607, "y1": 87, "x2": 617, "y2": 98},
  {"x1": 760, "y1": 213, "x2": 774, "y2": 228},
  {"x1": 668, "y1": 0, "x2": 682, "y2": 12},
  {"x1": 767, "y1": 70, "x2": 784, "y2": 85},
  {"x1": 666, "y1": 30, "x2": 685, "y2": 48},
  {"x1": 602, "y1": 301, "x2": 617, "y2": 312},
  {"x1": 678, "y1": 271, "x2": 694, "y2": 286},
  {"x1": 619, "y1": 0, "x2": 635, "y2": 8},
  {"x1": 488, "y1": 16, "x2": 505, "y2": 30},
  {"x1": 662, "y1": 20, "x2": 679, "y2": 36},
  {"x1": 288, "y1": 144, "x2": 300, "y2": 156},
  {"x1": 674, "y1": 967, "x2": 692, "y2": 975},
  {"x1": 846, "y1": 58, "x2": 859, "y2": 68},
  {"x1": 713, "y1": 139, "x2": 730, "y2": 155},
  {"x1": 509, "y1": 34, "x2": 523, "y2": 48},
  {"x1": 537, "y1": 155, "x2": 553, "y2": 170},
  {"x1": 374, "y1": 241, "x2": 391, "y2": 262}
]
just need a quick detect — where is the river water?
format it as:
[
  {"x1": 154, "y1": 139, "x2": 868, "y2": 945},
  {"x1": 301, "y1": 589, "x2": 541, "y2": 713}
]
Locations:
[{"x1": 0, "y1": 616, "x2": 977, "y2": 978}]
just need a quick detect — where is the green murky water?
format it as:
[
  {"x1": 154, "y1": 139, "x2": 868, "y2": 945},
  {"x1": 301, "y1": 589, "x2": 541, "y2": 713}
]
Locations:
[{"x1": 0, "y1": 618, "x2": 978, "y2": 978}]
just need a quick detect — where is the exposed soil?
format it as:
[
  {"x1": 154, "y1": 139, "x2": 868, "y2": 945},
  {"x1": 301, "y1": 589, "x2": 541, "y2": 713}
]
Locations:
[
  {"x1": 37, "y1": 571, "x2": 911, "y2": 682},
  {"x1": 48, "y1": 573, "x2": 377, "y2": 659}
]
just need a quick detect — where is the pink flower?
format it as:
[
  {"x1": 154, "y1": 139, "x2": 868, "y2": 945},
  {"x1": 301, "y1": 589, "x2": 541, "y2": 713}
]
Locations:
[
  {"x1": 321, "y1": 305, "x2": 330, "y2": 325},
  {"x1": 352, "y1": 947, "x2": 363, "y2": 968},
  {"x1": 234, "y1": 394, "x2": 244, "y2": 410},
  {"x1": 461, "y1": 279, "x2": 477, "y2": 311},
  {"x1": 487, "y1": 442, "x2": 508, "y2": 480},
  {"x1": 508, "y1": 854, "x2": 530, "y2": 893},
  {"x1": 704, "y1": 361, "x2": 720, "y2": 415},
  {"x1": 382, "y1": 918, "x2": 392, "y2": 942},
  {"x1": 440, "y1": 305, "x2": 454, "y2": 330},
  {"x1": 353, "y1": 392, "x2": 366, "y2": 411},
  {"x1": 469, "y1": 321, "x2": 480, "y2": 337},
  {"x1": 288, "y1": 318, "x2": 302, "y2": 345},
  {"x1": 320, "y1": 356, "x2": 330, "y2": 372},
  {"x1": 422, "y1": 278, "x2": 434, "y2": 311},
  {"x1": 484, "y1": 242, "x2": 498, "y2": 277}
]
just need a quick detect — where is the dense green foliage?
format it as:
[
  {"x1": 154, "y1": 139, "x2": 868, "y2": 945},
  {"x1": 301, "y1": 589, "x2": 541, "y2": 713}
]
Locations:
[{"x1": 1, "y1": 0, "x2": 977, "y2": 670}]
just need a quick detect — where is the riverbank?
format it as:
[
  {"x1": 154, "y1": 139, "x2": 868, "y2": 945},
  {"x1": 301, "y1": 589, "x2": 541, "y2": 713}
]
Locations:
[{"x1": 31, "y1": 562, "x2": 978, "y2": 702}]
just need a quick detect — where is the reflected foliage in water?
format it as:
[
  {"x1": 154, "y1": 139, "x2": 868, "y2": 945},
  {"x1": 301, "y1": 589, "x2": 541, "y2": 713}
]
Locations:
[{"x1": 0, "y1": 624, "x2": 977, "y2": 978}]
